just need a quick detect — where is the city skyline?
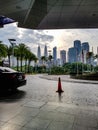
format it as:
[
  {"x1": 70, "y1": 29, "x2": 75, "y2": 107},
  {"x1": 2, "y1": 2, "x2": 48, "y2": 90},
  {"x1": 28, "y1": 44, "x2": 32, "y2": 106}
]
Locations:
[
  {"x1": 36, "y1": 41, "x2": 96, "y2": 60},
  {"x1": 36, "y1": 41, "x2": 98, "y2": 67},
  {"x1": 0, "y1": 23, "x2": 98, "y2": 59}
]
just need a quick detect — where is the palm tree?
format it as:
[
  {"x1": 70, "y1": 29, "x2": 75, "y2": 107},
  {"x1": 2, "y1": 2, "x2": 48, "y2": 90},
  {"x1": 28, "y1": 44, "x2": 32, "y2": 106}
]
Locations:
[
  {"x1": 16, "y1": 43, "x2": 29, "y2": 72},
  {"x1": 0, "y1": 42, "x2": 7, "y2": 60},
  {"x1": 24, "y1": 48, "x2": 31, "y2": 73},
  {"x1": 41, "y1": 56, "x2": 47, "y2": 65},
  {"x1": 48, "y1": 55, "x2": 53, "y2": 61},
  {"x1": 86, "y1": 52, "x2": 94, "y2": 71},
  {"x1": 86, "y1": 52, "x2": 94, "y2": 63},
  {"x1": 48, "y1": 55, "x2": 53, "y2": 73},
  {"x1": 27, "y1": 51, "x2": 37, "y2": 73},
  {"x1": 14, "y1": 45, "x2": 21, "y2": 71},
  {"x1": 34, "y1": 56, "x2": 38, "y2": 64}
]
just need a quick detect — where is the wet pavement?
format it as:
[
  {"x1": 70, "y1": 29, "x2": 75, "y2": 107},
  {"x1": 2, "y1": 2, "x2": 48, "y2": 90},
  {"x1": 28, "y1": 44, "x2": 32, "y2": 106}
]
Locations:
[{"x1": 0, "y1": 74, "x2": 98, "y2": 130}]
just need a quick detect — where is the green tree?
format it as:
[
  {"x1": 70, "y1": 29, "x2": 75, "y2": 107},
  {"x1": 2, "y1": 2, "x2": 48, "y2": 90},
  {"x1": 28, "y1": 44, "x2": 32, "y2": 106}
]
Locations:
[
  {"x1": 63, "y1": 63, "x2": 71, "y2": 74},
  {"x1": 86, "y1": 52, "x2": 94, "y2": 64},
  {"x1": 14, "y1": 45, "x2": 21, "y2": 71},
  {"x1": 70, "y1": 62, "x2": 83, "y2": 75},
  {"x1": 48, "y1": 55, "x2": 53, "y2": 74},
  {"x1": 24, "y1": 47, "x2": 30, "y2": 73},
  {"x1": 0, "y1": 42, "x2": 7, "y2": 60},
  {"x1": 51, "y1": 66, "x2": 65, "y2": 75},
  {"x1": 48, "y1": 55, "x2": 53, "y2": 62},
  {"x1": 27, "y1": 51, "x2": 37, "y2": 73},
  {"x1": 41, "y1": 56, "x2": 47, "y2": 65},
  {"x1": 16, "y1": 43, "x2": 29, "y2": 72},
  {"x1": 94, "y1": 65, "x2": 98, "y2": 72}
]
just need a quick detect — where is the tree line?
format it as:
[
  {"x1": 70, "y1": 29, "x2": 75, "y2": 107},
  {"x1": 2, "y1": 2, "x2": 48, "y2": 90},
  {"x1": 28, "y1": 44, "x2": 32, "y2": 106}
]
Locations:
[{"x1": 0, "y1": 41, "x2": 37, "y2": 73}]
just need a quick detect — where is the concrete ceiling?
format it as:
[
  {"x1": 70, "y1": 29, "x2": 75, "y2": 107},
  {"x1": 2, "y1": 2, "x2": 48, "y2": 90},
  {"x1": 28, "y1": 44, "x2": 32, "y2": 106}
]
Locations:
[{"x1": 0, "y1": 0, "x2": 98, "y2": 29}]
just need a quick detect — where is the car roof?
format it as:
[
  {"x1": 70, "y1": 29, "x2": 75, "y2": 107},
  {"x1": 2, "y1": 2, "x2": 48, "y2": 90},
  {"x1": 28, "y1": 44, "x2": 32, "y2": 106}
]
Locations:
[{"x1": 0, "y1": 66, "x2": 17, "y2": 72}]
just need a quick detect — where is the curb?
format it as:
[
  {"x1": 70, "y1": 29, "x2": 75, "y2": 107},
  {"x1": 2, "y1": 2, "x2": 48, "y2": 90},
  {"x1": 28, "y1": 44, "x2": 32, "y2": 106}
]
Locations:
[{"x1": 39, "y1": 75, "x2": 98, "y2": 84}]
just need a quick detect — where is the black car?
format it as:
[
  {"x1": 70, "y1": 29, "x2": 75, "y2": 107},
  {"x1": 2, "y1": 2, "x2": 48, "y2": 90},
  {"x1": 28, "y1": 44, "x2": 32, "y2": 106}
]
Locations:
[{"x1": 0, "y1": 66, "x2": 27, "y2": 91}]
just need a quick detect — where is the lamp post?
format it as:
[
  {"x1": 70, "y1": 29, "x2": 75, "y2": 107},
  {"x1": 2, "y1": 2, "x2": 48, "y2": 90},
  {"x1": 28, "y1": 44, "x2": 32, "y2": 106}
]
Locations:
[{"x1": 8, "y1": 39, "x2": 16, "y2": 67}]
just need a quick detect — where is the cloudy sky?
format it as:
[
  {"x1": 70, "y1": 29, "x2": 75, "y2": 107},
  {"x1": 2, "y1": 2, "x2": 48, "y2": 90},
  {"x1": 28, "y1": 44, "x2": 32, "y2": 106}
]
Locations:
[{"x1": 0, "y1": 22, "x2": 98, "y2": 58}]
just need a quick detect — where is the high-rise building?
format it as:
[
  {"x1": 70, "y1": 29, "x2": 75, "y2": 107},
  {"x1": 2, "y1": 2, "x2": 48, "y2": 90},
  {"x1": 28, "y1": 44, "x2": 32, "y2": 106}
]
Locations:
[
  {"x1": 44, "y1": 45, "x2": 48, "y2": 58},
  {"x1": 74, "y1": 40, "x2": 81, "y2": 62},
  {"x1": 37, "y1": 45, "x2": 42, "y2": 65},
  {"x1": 53, "y1": 46, "x2": 57, "y2": 60},
  {"x1": 68, "y1": 47, "x2": 77, "y2": 63},
  {"x1": 81, "y1": 42, "x2": 89, "y2": 63},
  {"x1": 37, "y1": 45, "x2": 41, "y2": 60},
  {"x1": 81, "y1": 42, "x2": 89, "y2": 52},
  {"x1": 53, "y1": 46, "x2": 57, "y2": 65},
  {"x1": 60, "y1": 50, "x2": 66, "y2": 65}
]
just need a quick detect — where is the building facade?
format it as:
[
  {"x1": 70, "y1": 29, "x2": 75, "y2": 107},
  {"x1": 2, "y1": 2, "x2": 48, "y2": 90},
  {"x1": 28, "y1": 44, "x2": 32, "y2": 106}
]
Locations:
[
  {"x1": 81, "y1": 42, "x2": 89, "y2": 52},
  {"x1": 37, "y1": 45, "x2": 41, "y2": 60},
  {"x1": 81, "y1": 42, "x2": 90, "y2": 64},
  {"x1": 37, "y1": 45, "x2": 41, "y2": 65},
  {"x1": 53, "y1": 46, "x2": 57, "y2": 65},
  {"x1": 74, "y1": 40, "x2": 81, "y2": 62},
  {"x1": 60, "y1": 50, "x2": 66, "y2": 66},
  {"x1": 44, "y1": 45, "x2": 48, "y2": 58},
  {"x1": 68, "y1": 47, "x2": 77, "y2": 63}
]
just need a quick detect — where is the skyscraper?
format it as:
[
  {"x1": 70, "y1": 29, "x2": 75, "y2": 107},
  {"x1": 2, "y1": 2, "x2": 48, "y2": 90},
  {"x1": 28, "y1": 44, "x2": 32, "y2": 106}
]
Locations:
[
  {"x1": 68, "y1": 47, "x2": 77, "y2": 63},
  {"x1": 53, "y1": 46, "x2": 57, "y2": 65},
  {"x1": 81, "y1": 42, "x2": 89, "y2": 52},
  {"x1": 37, "y1": 45, "x2": 41, "y2": 60},
  {"x1": 74, "y1": 40, "x2": 81, "y2": 62},
  {"x1": 44, "y1": 45, "x2": 48, "y2": 58},
  {"x1": 37, "y1": 45, "x2": 41, "y2": 65},
  {"x1": 60, "y1": 50, "x2": 66, "y2": 65},
  {"x1": 81, "y1": 42, "x2": 89, "y2": 63}
]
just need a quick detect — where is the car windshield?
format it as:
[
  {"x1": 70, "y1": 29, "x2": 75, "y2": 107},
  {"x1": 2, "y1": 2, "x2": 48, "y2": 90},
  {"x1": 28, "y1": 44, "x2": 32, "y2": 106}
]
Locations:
[{"x1": 0, "y1": 67, "x2": 17, "y2": 72}]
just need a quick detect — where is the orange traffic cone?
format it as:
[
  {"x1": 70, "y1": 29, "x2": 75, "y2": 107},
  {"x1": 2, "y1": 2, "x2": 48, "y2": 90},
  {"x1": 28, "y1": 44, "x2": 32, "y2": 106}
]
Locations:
[{"x1": 56, "y1": 77, "x2": 64, "y2": 93}]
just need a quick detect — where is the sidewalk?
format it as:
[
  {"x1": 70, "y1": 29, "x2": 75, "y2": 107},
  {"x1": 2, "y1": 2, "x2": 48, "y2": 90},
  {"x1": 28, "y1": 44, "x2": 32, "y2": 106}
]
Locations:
[{"x1": 40, "y1": 74, "x2": 98, "y2": 84}]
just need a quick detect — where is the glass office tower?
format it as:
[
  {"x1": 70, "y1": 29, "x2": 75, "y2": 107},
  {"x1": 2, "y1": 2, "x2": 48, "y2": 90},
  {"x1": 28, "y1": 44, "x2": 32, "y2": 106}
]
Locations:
[
  {"x1": 60, "y1": 50, "x2": 66, "y2": 65},
  {"x1": 68, "y1": 47, "x2": 77, "y2": 63}
]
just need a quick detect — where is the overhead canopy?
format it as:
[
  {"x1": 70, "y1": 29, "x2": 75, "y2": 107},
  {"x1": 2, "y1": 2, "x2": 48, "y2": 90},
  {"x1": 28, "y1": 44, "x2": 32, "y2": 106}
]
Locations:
[{"x1": 0, "y1": 0, "x2": 98, "y2": 29}]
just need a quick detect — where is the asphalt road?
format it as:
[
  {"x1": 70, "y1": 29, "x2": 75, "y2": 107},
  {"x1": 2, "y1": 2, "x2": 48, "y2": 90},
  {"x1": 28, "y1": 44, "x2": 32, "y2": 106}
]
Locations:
[{"x1": 0, "y1": 74, "x2": 98, "y2": 130}]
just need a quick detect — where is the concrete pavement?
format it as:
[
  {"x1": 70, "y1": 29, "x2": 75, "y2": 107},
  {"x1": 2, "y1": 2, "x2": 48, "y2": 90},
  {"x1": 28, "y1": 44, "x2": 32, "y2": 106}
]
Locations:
[{"x1": 0, "y1": 74, "x2": 98, "y2": 130}]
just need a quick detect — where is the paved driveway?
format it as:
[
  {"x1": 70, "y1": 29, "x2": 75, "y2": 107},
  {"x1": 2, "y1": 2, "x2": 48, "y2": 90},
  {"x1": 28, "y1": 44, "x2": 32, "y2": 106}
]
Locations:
[{"x1": 0, "y1": 74, "x2": 98, "y2": 130}]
